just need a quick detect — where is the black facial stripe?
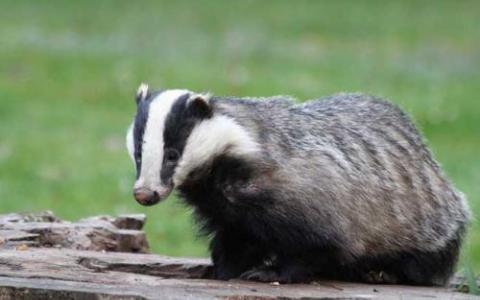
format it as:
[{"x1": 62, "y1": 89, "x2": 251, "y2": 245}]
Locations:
[
  {"x1": 161, "y1": 93, "x2": 199, "y2": 184},
  {"x1": 133, "y1": 90, "x2": 163, "y2": 178}
]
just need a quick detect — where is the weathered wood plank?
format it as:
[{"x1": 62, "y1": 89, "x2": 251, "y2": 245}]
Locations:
[
  {"x1": 0, "y1": 212, "x2": 477, "y2": 300},
  {"x1": 0, "y1": 248, "x2": 476, "y2": 300}
]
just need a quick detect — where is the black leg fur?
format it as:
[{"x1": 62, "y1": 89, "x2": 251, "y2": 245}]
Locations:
[
  {"x1": 240, "y1": 248, "x2": 339, "y2": 283},
  {"x1": 338, "y1": 236, "x2": 462, "y2": 286},
  {"x1": 394, "y1": 237, "x2": 461, "y2": 286},
  {"x1": 209, "y1": 223, "x2": 461, "y2": 285},
  {"x1": 210, "y1": 230, "x2": 266, "y2": 280},
  {"x1": 240, "y1": 263, "x2": 314, "y2": 283},
  {"x1": 233, "y1": 236, "x2": 461, "y2": 285}
]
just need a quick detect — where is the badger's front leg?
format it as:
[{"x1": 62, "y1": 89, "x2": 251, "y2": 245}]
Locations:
[
  {"x1": 213, "y1": 171, "x2": 284, "y2": 280},
  {"x1": 210, "y1": 230, "x2": 266, "y2": 280}
]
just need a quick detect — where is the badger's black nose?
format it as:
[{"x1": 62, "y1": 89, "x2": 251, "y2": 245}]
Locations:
[{"x1": 133, "y1": 188, "x2": 160, "y2": 206}]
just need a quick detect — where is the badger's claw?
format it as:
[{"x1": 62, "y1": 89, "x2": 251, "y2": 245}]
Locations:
[
  {"x1": 363, "y1": 270, "x2": 398, "y2": 284},
  {"x1": 240, "y1": 268, "x2": 282, "y2": 283}
]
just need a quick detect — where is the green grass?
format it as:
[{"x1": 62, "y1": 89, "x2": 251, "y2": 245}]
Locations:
[{"x1": 0, "y1": 0, "x2": 479, "y2": 276}]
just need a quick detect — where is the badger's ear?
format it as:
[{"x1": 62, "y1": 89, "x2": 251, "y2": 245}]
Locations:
[
  {"x1": 188, "y1": 93, "x2": 212, "y2": 119},
  {"x1": 135, "y1": 83, "x2": 149, "y2": 104}
]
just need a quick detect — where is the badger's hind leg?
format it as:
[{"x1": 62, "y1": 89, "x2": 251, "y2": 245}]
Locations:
[
  {"x1": 348, "y1": 237, "x2": 461, "y2": 286},
  {"x1": 394, "y1": 238, "x2": 461, "y2": 286}
]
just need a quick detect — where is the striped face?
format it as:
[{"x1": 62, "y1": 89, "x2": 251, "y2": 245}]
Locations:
[
  {"x1": 126, "y1": 84, "x2": 260, "y2": 206},
  {"x1": 126, "y1": 86, "x2": 207, "y2": 205}
]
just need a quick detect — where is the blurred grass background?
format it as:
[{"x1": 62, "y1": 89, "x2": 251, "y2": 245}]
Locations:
[{"x1": 0, "y1": 0, "x2": 479, "y2": 273}]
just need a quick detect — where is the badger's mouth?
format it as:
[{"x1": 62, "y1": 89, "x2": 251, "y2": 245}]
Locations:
[{"x1": 133, "y1": 185, "x2": 173, "y2": 206}]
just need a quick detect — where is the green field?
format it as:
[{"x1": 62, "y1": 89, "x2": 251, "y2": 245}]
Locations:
[{"x1": 0, "y1": 0, "x2": 479, "y2": 274}]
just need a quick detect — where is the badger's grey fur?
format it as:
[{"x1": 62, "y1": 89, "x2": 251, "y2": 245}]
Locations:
[{"x1": 126, "y1": 85, "x2": 470, "y2": 285}]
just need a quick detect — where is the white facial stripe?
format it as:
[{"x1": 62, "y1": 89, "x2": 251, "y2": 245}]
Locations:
[
  {"x1": 126, "y1": 123, "x2": 135, "y2": 163},
  {"x1": 136, "y1": 89, "x2": 190, "y2": 192},
  {"x1": 173, "y1": 115, "x2": 260, "y2": 186}
]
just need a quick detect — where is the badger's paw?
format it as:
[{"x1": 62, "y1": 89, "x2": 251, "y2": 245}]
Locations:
[
  {"x1": 240, "y1": 267, "x2": 282, "y2": 283},
  {"x1": 363, "y1": 270, "x2": 398, "y2": 284}
]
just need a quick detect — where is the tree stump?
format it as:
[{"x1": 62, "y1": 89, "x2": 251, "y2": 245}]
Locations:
[{"x1": 0, "y1": 212, "x2": 477, "y2": 300}]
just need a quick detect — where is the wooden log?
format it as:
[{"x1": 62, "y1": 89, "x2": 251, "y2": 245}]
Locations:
[
  {"x1": 0, "y1": 212, "x2": 477, "y2": 299},
  {"x1": 0, "y1": 211, "x2": 149, "y2": 253},
  {"x1": 0, "y1": 248, "x2": 476, "y2": 300}
]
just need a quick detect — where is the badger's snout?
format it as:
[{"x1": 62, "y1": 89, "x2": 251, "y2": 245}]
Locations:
[
  {"x1": 133, "y1": 188, "x2": 160, "y2": 206},
  {"x1": 133, "y1": 185, "x2": 172, "y2": 206}
]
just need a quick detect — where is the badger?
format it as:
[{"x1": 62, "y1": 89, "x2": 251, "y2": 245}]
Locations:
[{"x1": 126, "y1": 84, "x2": 470, "y2": 285}]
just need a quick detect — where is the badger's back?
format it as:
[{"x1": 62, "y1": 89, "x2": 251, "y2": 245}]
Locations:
[{"x1": 215, "y1": 93, "x2": 469, "y2": 258}]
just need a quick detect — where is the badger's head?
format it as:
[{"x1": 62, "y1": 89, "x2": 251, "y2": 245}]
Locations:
[{"x1": 126, "y1": 84, "x2": 259, "y2": 206}]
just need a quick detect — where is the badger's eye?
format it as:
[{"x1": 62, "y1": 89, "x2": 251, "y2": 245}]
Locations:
[{"x1": 165, "y1": 149, "x2": 179, "y2": 162}]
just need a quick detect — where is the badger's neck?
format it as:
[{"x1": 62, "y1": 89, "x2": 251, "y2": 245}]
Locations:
[{"x1": 172, "y1": 109, "x2": 261, "y2": 187}]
